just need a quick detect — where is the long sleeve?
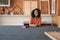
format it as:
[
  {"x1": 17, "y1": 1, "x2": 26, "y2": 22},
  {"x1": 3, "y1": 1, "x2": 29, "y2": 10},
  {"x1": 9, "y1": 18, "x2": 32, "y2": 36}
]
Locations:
[
  {"x1": 29, "y1": 17, "x2": 33, "y2": 24},
  {"x1": 29, "y1": 17, "x2": 41, "y2": 27},
  {"x1": 37, "y1": 18, "x2": 41, "y2": 26}
]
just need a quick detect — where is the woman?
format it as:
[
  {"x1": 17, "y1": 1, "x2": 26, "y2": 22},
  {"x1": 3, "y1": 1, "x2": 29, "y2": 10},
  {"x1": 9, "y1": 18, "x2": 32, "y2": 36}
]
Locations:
[{"x1": 29, "y1": 8, "x2": 41, "y2": 27}]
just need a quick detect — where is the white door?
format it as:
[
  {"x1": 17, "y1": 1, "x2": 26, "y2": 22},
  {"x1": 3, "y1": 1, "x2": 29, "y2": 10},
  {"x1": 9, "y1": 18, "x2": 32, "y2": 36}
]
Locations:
[{"x1": 23, "y1": 1, "x2": 38, "y2": 16}]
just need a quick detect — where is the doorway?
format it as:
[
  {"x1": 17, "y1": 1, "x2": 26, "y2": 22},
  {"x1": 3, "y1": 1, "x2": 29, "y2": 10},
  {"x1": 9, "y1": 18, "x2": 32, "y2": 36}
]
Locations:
[{"x1": 23, "y1": 0, "x2": 38, "y2": 16}]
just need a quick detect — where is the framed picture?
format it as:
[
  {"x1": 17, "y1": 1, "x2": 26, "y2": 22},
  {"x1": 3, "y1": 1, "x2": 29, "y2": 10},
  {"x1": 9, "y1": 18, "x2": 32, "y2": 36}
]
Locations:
[{"x1": 0, "y1": 0, "x2": 10, "y2": 6}]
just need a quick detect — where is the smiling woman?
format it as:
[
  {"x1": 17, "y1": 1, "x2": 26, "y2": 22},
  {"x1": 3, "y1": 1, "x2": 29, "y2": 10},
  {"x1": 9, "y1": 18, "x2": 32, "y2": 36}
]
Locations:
[{"x1": 29, "y1": 8, "x2": 41, "y2": 27}]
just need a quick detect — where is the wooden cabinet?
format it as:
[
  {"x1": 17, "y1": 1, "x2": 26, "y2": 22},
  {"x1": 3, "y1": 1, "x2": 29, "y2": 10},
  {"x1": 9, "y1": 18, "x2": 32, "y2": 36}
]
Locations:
[
  {"x1": 41, "y1": 1, "x2": 48, "y2": 14},
  {"x1": 57, "y1": 0, "x2": 60, "y2": 15},
  {"x1": 52, "y1": 16, "x2": 58, "y2": 25},
  {"x1": 52, "y1": 0, "x2": 60, "y2": 28},
  {"x1": 0, "y1": 0, "x2": 23, "y2": 15},
  {"x1": 39, "y1": 0, "x2": 50, "y2": 14}
]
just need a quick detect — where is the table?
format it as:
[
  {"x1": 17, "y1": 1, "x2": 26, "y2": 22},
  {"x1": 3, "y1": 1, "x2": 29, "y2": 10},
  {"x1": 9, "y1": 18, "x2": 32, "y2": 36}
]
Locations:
[{"x1": 44, "y1": 32, "x2": 60, "y2": 40}]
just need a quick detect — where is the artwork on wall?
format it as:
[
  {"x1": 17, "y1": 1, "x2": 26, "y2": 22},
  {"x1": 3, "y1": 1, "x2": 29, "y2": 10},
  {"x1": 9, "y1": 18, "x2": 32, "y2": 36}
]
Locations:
[{"x1": 52, "y1": 0, "x2": 56, "y2": 14}]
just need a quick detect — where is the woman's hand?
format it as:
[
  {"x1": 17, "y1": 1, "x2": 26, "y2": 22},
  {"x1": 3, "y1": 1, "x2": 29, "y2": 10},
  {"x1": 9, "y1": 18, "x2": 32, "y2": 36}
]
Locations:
[{"x1": 29, "y1": 24, "x2": 37, "y2": 27}]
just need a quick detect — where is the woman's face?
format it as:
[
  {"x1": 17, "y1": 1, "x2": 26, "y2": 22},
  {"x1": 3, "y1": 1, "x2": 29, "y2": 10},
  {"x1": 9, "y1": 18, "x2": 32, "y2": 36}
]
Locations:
[{"x1": 34, "y1": 10, "x2": 38, "y2": 17}]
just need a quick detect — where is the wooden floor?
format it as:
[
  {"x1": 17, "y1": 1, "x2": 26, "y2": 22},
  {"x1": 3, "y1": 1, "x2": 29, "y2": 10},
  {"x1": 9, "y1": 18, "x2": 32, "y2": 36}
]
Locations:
[{"x1": 45, "y1": 32, "x2": 60, "y2": 40}]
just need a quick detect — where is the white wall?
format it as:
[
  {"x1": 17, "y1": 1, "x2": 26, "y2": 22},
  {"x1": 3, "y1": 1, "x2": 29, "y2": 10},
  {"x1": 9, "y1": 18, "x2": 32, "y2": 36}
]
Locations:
[
  {"x1": 0, "y1": 15, "x2": 29, "y2": 26},
  {"x1": 0, "y1": 15, "x2": 52, "y2": 26}
]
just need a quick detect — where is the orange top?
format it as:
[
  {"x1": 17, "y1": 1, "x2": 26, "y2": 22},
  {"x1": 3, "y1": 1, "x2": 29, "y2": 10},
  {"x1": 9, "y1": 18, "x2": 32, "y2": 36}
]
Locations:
[{"x1": 29, "y1": 17, "x2": 41, "y2": 26}]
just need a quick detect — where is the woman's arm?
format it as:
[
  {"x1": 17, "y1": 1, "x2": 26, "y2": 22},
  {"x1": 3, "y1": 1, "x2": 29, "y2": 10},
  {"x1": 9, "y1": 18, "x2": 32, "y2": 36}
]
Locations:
[
  {"x1": 29, "y1": 24, "x2": 37, "y2": 27},
  {"x1": 29, "y1": 17, "x2": 37, "y2": 27},
  {"x1": 37, "y1": 18, "x2": 41, "y2": 26}
]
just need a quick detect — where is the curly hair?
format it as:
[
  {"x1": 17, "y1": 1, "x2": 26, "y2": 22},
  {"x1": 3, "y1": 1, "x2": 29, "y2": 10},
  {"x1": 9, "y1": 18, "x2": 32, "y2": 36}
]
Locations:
[{"x1": 31, "y1": 8, "x2": 41, "y2": 18}]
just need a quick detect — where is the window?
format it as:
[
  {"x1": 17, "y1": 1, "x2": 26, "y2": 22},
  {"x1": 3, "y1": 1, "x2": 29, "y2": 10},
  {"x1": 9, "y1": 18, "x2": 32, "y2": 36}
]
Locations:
[{"x1": 0, "y1": 0, "x2": 10, "y2": 6}]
